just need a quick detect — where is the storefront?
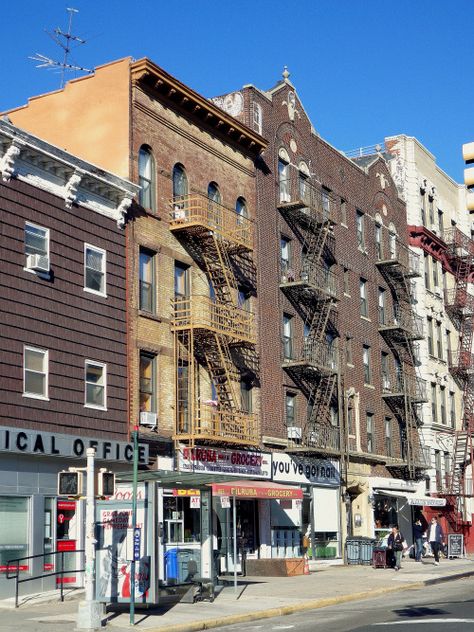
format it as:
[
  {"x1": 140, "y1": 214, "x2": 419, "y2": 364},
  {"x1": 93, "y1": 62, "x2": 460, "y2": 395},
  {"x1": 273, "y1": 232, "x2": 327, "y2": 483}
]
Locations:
[
  {"x1": 271, "y1": 453, "x2": 341, "y2": 559},
  {"x1": 0, "y1": 426, "x2": 148, "y2": 599}
]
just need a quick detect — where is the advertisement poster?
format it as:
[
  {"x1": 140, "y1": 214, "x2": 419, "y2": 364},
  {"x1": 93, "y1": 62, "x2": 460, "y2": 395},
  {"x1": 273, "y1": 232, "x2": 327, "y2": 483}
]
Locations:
[{"x1": 95, "y1": 483, "x2": 152, "y2": 603}]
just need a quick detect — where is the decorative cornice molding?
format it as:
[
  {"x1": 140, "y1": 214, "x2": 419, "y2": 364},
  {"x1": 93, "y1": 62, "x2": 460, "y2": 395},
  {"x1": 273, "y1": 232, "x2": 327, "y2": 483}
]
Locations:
[
  {"x1": 64, "y1": 168, "x2": 85, "y2": 208},
  {"x1": 0, "y1": 138, "x2": 25, "y2": 181}
]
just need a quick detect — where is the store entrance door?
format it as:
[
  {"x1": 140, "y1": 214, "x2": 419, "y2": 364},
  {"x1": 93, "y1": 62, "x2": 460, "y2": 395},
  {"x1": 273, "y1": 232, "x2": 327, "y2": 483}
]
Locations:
[{"x1": 216, "y1": 499, "x2": 259, "y2": 575}]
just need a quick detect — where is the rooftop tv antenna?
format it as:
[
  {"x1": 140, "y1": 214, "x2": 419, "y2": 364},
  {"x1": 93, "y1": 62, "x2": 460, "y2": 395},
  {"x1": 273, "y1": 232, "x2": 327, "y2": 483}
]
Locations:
[{"x1": 30, "y1": 7, "x2": 92, "y2": 88}]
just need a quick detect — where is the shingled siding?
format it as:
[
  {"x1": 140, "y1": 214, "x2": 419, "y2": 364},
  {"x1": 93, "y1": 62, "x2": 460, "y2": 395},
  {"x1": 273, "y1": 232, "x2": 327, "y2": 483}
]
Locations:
[{"x1": 0, "y1": 177, "x2": 128, "y2": 439}]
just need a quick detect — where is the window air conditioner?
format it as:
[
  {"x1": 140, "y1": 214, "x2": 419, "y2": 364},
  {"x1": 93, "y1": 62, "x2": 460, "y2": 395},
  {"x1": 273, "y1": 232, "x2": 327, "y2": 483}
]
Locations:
[
  {"x1": 26, "y1": 253, "x2": 49, "y2": 272},
  {"x1": 140, "y1": 411, "x2": 157, "y2": 429},
  {"x1": 287, "y1": 426, "x2": 302, "y2": 440}
]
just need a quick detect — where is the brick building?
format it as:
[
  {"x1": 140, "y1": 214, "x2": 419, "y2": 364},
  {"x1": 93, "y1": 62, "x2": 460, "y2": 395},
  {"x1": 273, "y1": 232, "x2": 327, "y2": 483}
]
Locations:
[
  {"x1": 215, "y1": 69, "x2": 430, "y2": 553},
  {"x1": 0, "y1": 118, "x2": 140, "y2": 597}
]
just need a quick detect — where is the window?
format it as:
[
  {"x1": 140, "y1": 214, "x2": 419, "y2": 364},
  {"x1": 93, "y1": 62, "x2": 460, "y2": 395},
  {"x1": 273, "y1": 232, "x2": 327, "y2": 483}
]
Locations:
[
  {"x1": 172, "y1": 163, "x2": 188, "y2": 199},
  {"x1": 381, "y1": 352, "x2": 390, "y2": 390},
  {"x1": 385, "y1": 417, "x2": 392, "y2": 457},
  {"x1": 139, "y1": 248, "x2": 155, "y2": 312},
  {"x1": 238, "y1": 287, "x2": 250, "y2": 311},
  {"x1": 435, "y1": 450, "x2": 442, "y2": 488},
  {"x1": 281, "y1": 236, "x2": 291, "y2": 274},
  {"x1": 445, "y1": 329, "x2": 452, "y2": 363},
  {"x1": 388, "y1": 226, "x2": 397, "y2": 259},
  {"x1": 24, "y1": 346, "x2": 48, "y2": 399},
  {"x1": 340, "y1": 199, "x2": 347, "y2": 225},
  {"x1": 347, "y1": 406, "x2": 354, "y2": 436},
  {"x1": 298, "y1": 162, "x2": 310, "y2": 204},
  {"x1": 25, "y1": 222, "x2": 49, "y2": 271},
  {"x1": 140, "y1": 352, "x2": 156, "y2": 413},
  {"x1": 84, "y1": 245, "x2": 106, "y2": 295},
  {"x1": 438, "y1": 209, "x2": 444, "y2": 233},
  {"x1": 278, "y1": 150, "x2": 290, "y2": 203},
  {"x1": 85, "y1": 361, "x2": 106, "y2": 409},
  {"x1": 285, "y1": 393, "x2": 296, "y2": 426},
  {"x1": 362, "y1": 345, "x2": 372, "y2": 384},
  {"x1": 436, "y1": 321, "x2": 443, "y2": 359},
  {"x1": 431, "y1": 382, "x2": 438, "y2": 423},
  {"x1": 236, "y1": 197, "x2": 248, "y2": 223},
  {"x1": 444, "y1": 452, "x2": 451, "y2": 489},
  {"x1": 366, "y1": 413, "x2": 374, "y2": 453},
  {"x1": 241, "y1": 379, "x2": 253, "y2": 414},
  {"x1": 343, "y1": 267, "x2": 350, "y2": 295},
  {"x1": 174, "y1": 261, "x2": 190, "y2": 298},
  {"x1": 450, "y1": 391, "x2": 456, "y2": 428},
  {"x1": 432, "y1": 257, "x2": 439, "y2": 289},
  {"x1": 378, "y1": 287, "x2": 386, "y2": 325},
  {"x1": 359, "y1": 277, "x2": 368, "y2": 317},
  {"x1": 177, "y1": 362, "x2": 189, "y2": 432},
  {"x1": 429, "y1": 196, "x2": 435, "y2": 227},
  {"x1": 440, "y1": 386, "x2": 447, "y2": 425},
  {"x1": 322, "y1": 187, "x2": 331, "y2": 220},
  {"x1": 138, "y1": 145, "x2": 155, "y2": 211},
  {"x1": 420, "y1": 192, "x2": 426, "y2": 225},
  {"x1": 253, "y1": 102, "x2": 263, "y2": 135},
  {"x1": 424, "y1": 253, "x2": 431, "y2": 290},
  {"x1": 427, "y1": 317, "x2": 434, "y2": 356},
  {"x1": 356, "y1": 211, "x2": 365, "y2": 249},
  {"x1": 0, "y1": 497, "x2": 29, "y2": 570},
  {"x1": 345, "y1": 335, "x2": 353, "y2": 365},
  {"x1": 282, "y1": 314, "x2": 293, "y2": 359},
  {"x1": 374, "y1": 223, "x2": 383, "y2": 260}
]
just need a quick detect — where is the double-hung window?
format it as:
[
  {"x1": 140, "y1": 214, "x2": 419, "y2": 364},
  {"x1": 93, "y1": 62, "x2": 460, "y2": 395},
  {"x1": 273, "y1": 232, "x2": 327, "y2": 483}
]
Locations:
[
  {"x1": 25, "y1": 222, "x2": 49, "y2": 272},
  {"x1": 138, "y1": 145, "x2": 156, "y2": 211},
  {"x1": 139, "y1": 248, "x2": 155, "y2": 312},
  {"x1": 385, "y1": 417, "x2": 392, "y2": 457},
  {"x1": 282, "y1": 314, "x2": 293, "y2": 359},
  {"x1": 140, "y1": 352, "x2": 156, "y2": 413},
  {"x1": 360, "y1": 278, "x2": 368, "y2": 317},
  {"x1": 85, "y1": 361, "x2": 106, "y2": 409},
  {"x1": 363, "y1": 345, "x2": 372, "y2": 384},
  {"x1": 286, "y1": 393, "x2": 296, "y2": 427},
  {"x1": 281, "y1": 236, "x2": 291, "y2": 274},
  {"x1": 356, "y1": 210, "x2": 365, "y2": 250},
  {"x1": 84, "y1": 245, "x2": 106, "y2": 295},
  {"x1": 24, "y1": 346, "x2": 48, "y2": 399},
  {"x1": 366, "y1": 413, "x2": 374, "y2": 453}
]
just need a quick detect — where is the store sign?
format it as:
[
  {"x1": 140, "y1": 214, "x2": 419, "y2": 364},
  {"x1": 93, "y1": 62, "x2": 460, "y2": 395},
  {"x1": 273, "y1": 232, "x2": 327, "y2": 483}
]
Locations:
[
  {"x1": 178, "y1": 446, "x2": 271, "y2": 479},
  {"x1": 0, "y1": 426, "x2": 149, "y2": 464},
  {"x1": 407, "y1": 497, "x2": 446, "y2": 507},
  {"x1": 190, "y1": 496, "x2": 201, "y2": 509},
  {"x1": 271, "y1": 454, "x2": 340, "y2": 487}
]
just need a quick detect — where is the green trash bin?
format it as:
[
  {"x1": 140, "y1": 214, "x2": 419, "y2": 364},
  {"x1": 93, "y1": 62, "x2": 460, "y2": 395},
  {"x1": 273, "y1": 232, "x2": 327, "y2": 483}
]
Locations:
[{"x1": 345, "y1": 538, "x2": 361, "y2": 564}]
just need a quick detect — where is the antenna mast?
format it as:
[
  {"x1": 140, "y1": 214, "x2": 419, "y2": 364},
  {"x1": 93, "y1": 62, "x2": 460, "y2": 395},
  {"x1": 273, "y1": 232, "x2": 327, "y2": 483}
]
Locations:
[{"x1": 30, "y1": 7, "x2": 92, "y2": 88}]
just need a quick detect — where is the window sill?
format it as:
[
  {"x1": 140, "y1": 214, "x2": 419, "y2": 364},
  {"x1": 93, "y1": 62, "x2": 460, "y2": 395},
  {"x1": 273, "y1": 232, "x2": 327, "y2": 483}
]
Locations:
[
  {"x1": 341, "y1": 223, "x2": 348, "y2": 228},
  {"x1": 360, "y1": 315, "x2": 371, "y2": 322},
  {"x1": 84, "y1": 404, "x2": 107, "y2": 411},
  {"x1": 23, "y1": 267, "x2": 51, "y2": 281},
  {"x1": 364, "y1": 383, "x2": 375, "y2": 389},
  {"x1": 138, "y1": 310, "x2": 162, "y2": 323},
  {"x1": 23, "y1": 393, "x2": 49, "y2": 401},
  {"x1": 346, "y1": 363, "x2": 354, "y2": 368},
  {"x1": 84, "y1": 287, "x2": 107, "y2": 299},
  {"x1": 343, "y1": 292, "x2": 351, "y2": 298}
]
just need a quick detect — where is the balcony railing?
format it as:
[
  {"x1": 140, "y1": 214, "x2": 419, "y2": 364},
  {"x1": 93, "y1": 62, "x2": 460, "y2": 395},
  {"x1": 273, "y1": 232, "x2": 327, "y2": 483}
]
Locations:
[
  {"x1": 169, "y1": 193, "x2": 253, "y2": 251},
  {"x1": 172, "y1": 296, "x2": 255, "y2": 344},
  {"x1": 277, "y1": 176, "x2": 337, "y2": 225},
  {"x1": 305, "y1": 424, "x2": 340, "y2": 452},
  {"x1": 376, "y1": 238, "x2": 420, "y2": 278},
  {"x1": 175, "y1": 404, "x2": 259, "y2": 446},
  {"x1": 381, "y1": 371, "x2": 427, "y2": 402},
  {"x1": 281, "y1": 263, "x2": 339, "y2": 300},
  {"x1": 447, "y1": 349, "x2": 474, "y2": 374},
  {"x1": 378, "y1": 306, "x2": 424, "y2": 339},
  {"x1": 283, "y1": 339, "x2": 338, "y2": 374}
]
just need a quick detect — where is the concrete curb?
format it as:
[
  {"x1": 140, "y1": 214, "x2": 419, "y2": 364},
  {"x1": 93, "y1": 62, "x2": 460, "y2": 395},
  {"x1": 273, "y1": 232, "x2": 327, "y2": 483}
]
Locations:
[{"x1": 135, "y1": 569, "x2": 474, "y2": 632}]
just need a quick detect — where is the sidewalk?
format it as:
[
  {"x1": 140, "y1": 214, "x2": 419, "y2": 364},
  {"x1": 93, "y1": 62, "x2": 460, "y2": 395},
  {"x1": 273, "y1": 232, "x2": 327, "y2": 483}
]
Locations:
[{"x1": 7, "y1": 557, "x2": 474, "y2": 632}]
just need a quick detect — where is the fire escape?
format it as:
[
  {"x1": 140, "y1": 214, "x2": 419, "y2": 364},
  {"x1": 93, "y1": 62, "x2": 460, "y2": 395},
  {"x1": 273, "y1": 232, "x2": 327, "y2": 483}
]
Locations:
[
  {"x1": 169, "y1": 193, "x2": 259, "y2": 447},
  {"x1": 376, "y1": 232, "x2": 428, "y2": 479},
  {"x1": 278, "y1": 173, "x2": 340, "y2": 454},
  {"x1": 443, "y1": 227, "x2": 474, "y2": 527}
]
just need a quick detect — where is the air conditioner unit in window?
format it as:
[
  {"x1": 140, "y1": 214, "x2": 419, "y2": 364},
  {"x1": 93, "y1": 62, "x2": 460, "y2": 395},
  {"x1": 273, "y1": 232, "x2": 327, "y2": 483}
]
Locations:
[
  {"x1": 287, "y1": 426, "x2": 302, "y2": 440},
  {"x1": 140, "y1": 411, "x2": 157, "y2": 430},
  {"x1": 26, "y1": 253, "x2": 49, "y2": 272}
]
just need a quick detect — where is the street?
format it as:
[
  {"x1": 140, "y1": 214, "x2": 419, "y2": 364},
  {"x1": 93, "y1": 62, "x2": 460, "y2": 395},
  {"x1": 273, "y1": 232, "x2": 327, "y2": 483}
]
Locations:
[{"x1": 212, "y1": 577, "x2": 474, "y2": 632}]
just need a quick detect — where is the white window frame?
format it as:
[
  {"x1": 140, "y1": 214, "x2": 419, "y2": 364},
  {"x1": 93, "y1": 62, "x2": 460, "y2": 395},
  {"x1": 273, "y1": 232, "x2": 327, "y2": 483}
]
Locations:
[
  {"x1": 253, "y1": 102, "x2": 263, "y2": 135},
  {"x1": 84, "y1": 244, "x2": 107, "y2": 297},
  {"x1": 24, "y1": 222, "x2": 50, "y2": 272},
  {"x1": 84, "y1": 360, "x2": 107, "y2": 410},
  {"x1": 23, "y1": 346, "x2": 49, "y2": 400}
]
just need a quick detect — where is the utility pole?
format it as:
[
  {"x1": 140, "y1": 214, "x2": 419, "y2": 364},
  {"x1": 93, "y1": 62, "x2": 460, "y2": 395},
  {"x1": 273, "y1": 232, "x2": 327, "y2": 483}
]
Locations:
[{"x1": 77, "y1": 448, "x2": 102, "y2": 630}]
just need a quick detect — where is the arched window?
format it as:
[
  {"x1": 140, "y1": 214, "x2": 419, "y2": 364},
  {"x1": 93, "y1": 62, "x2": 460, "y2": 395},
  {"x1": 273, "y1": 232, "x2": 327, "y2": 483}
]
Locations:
[
  {"x1": 208, "y1": 182, "x2": 221, "y2": 204},
  {"x1": 374, "y1": 214, "x2": 383, "y2": 260},
  {"x1": 389, "y1": 222, "x2": 397, "y2": 259},
  {"x1": 298, "y1": 161, "x2": 310, "y2": 204},
  {"x1": 278, "y1": 148, "x2": 290, "y2": 203},
  {"x1": 235, "y1": 197, "x2": 248, "y2": 225},
  {"x1": 173, "y1": 163, "x2": 188, "y2": 199},
  {"x1": 138, "y1": 145, "x2": 156, "y2": 211}
]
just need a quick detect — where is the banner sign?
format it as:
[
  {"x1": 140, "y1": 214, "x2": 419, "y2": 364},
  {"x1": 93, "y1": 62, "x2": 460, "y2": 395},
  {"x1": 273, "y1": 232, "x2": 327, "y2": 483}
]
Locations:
[
  {"x1": 178, "y1": 446, "x2": 271, "y2": 479},
  {"x1": 271, "y1": 454, "x2": 340, "y2": 487}
]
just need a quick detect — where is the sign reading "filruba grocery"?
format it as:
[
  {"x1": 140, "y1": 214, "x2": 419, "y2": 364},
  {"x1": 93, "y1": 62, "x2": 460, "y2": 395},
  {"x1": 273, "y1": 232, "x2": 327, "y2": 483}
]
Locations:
[
  {"x1": 179, "y1": 446, "x2": 271, "y2": 479},
  {"x1": 0, "y1": 426, "x2": 149, "y2": 464}
]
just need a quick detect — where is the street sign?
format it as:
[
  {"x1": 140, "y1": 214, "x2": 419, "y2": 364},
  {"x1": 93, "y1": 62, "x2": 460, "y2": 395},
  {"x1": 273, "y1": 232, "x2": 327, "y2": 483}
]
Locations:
[
  {"x1": 447, "y1": 533, "x2": 463, "y2": 558},
  {"x1": 220, "y1": 495, "x2": 230, "y2": 509},
  {"x1": 133, "y1": 528, "x2": 141, "y2": 561}
]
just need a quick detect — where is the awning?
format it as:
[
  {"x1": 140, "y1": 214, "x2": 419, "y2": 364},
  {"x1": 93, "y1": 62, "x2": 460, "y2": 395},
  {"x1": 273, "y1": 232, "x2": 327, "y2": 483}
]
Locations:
[
  {"x1": 374, "y1": 489, "x2": 446, "y2": 507},
  {"x1": 211, "y1": 480, "x2": 303, "y2": 500}
]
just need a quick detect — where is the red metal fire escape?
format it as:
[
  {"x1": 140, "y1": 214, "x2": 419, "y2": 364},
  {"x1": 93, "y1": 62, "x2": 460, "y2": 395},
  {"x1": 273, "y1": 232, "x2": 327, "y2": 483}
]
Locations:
[{"x1": 443, "y1": 226, "x2": 474, "y2": 530}]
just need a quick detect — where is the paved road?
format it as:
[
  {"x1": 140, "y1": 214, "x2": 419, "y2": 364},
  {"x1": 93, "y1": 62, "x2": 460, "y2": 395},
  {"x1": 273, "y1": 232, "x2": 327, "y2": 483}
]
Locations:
[{"x1": 212, "y1": 577, "x2": 474, "y2": 632}]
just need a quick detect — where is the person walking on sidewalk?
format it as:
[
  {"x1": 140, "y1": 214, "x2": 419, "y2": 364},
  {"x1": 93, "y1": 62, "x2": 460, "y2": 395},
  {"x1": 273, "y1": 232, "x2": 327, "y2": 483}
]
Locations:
[
  {"x1": 388, "y1": 525, "x2": 405, "y2": 571},
  {"x1": 427, "y1": 517, "x2": 444, "y2": 566},
  {"x1": 413, "y1": 518, "x2": 424, "y2": 562}
]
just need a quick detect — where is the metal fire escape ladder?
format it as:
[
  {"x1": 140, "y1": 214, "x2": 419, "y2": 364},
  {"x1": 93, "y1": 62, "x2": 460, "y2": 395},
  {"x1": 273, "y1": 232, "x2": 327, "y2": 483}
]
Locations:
[
  {"x1": 201, "y1": 334, "x2": 240, "y2": 412},
  {"x1": 200, "y1": 232, "x2": 239, "y2": 307}
]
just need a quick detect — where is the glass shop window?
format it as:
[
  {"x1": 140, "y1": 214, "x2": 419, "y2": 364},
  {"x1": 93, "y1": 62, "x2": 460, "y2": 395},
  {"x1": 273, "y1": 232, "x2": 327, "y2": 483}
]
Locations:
[
  {"x1": 0, "y1": 496, "x2": 29, "y2": 572},
  {"x1": 163, "y1": 494, "x2": 201, "y2": 544}
]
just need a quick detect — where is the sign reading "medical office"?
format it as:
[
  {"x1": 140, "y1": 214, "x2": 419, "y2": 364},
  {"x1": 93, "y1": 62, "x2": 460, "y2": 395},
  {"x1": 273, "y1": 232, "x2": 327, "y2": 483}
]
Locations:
[{"x1": 0, "y1": 426, "x2": 149, "y2": 464}]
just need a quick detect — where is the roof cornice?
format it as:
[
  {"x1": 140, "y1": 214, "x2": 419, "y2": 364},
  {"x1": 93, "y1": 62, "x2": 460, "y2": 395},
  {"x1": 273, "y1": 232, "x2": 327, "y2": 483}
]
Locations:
[{"x1": 131, "y1": 58, "x2": 267, "y2": 157}]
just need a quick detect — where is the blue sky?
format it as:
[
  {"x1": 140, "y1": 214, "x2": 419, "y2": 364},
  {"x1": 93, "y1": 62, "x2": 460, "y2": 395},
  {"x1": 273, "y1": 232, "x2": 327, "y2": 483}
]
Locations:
[{"x1": 1, "y1": 0, "x2": 472, "y2": 181}]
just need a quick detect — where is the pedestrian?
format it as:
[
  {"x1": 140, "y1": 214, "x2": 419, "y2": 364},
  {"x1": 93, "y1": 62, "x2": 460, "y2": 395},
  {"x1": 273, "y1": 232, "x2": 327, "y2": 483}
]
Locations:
[
  {"x1": 427, "y1": 516, "x2": 444, "y2": 566},
  {"x1": 413, "y1": 518, "x2": 424, "y2": 562},
  {"x1": 387, "y1": 524, "x2": 405, "y2": 571}
]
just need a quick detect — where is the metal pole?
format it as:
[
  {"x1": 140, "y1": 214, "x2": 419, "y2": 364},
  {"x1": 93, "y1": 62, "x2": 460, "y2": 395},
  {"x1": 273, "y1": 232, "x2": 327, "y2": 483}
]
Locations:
[
  {"x1": 130, "y1": 427, "x2": 139, "y2": 626},
  {"x1": 233, "y1": 493, "x2": 237, "y2": 594}
]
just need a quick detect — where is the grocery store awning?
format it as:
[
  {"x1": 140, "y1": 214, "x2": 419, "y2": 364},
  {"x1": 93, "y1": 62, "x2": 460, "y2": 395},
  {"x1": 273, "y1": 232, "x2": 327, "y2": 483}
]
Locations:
[
  {"x1": 211, "y1": 480, "x2": 303, "y2": 499},
  {"x1": 374, "y1": 489, "x2": 446, "y2": 507}
]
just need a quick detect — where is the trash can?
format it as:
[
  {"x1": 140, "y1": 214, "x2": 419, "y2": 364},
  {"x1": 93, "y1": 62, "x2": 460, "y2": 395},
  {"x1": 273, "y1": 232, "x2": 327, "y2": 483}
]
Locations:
[
  {"x1": 165, "y1": 548, "x2": 178, "y2": 583},
  {"x1": 345, "y1": 537, "x2": 376, "y2": 565}
]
